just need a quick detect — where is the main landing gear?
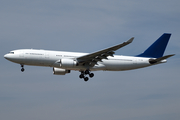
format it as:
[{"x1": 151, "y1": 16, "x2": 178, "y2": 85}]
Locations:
[
  {"x1": 21, "y1": 64, "x2": 25, "y2": 72},
  {"x1": 79, "y1": 70, "x2": 94, "y2": 82}
]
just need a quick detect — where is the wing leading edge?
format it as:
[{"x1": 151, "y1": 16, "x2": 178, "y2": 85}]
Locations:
[{"x1": 76, "y1": 37, "x2": 134, "y2": 66}]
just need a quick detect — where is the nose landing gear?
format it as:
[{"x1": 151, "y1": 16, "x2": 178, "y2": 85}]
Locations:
[
  {"x1": 79, "y1": 70, "x2": 94, "y2": 81},
  {"x1": 21, "y1": 64, "x2": 25, "y2": 72}
]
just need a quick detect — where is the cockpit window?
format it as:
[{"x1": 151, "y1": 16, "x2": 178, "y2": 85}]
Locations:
[{"x1": 9, "y1": 52, "x2": 14, "y2": 54}]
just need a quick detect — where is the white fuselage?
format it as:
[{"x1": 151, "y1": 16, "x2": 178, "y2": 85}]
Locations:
[{"x1": 4, "y1": 49, "x2": 163, "y2": 71}]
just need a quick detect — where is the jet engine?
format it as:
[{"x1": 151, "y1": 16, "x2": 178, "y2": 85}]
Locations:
[
  {"x1": 53, "y1": 67, "x2": 70, "y2": 75},
  {"x1": 60, "y1": 59, "x2": 77, "y2": 68}
]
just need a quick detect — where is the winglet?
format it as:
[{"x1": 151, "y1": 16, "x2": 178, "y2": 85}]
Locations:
[{"x1": 127, "y1": 37, "x2": 134, "y2": 43}]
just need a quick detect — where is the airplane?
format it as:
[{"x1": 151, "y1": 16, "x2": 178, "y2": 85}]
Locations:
[{"x1": 4, "y1": 33, "x2": 175, "y2": 81}]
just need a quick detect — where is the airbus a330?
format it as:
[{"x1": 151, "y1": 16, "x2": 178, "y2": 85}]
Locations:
[{"x1": 4, "y1": 33, "x2": 174, "y2": 81}]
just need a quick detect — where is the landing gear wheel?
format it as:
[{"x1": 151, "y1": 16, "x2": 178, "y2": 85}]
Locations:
[
  {"x1": 79, "y1": 70, "x2": 94, "y2": 81},
  {"x1": 89, "y1": 73, "x2": 94, "y2": 78},
  {"x1": 21, "y1": 68, "x2": 25, "y2": 72},
  {"x1": 20, "y1": 64, "x2": 25, "y2": 72},
  {"x1": 79, "y1": 74, "x2": 84, "y2": 79},
  {"x1": 85, "y1": 70, "x2": 90, "y2": 74},
  {"x1": 84, "y1": 77, "x2": 89, "y2": 81}
]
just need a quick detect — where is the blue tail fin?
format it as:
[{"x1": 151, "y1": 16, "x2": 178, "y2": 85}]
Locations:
[{"x1": 137, "y1": 33, "x2": 171, "y2": 58}]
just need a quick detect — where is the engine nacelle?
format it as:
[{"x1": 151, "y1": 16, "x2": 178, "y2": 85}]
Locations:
[
  {"x1": 53, "y1": 67, "x2": 70, "y2": 75},
  {"x1": 60, "y1": 59, "x2": 77, "y2": 68}
]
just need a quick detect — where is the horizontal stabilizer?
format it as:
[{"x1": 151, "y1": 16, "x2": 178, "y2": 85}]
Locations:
[{"x1": 149, "y1": 54, "x2": 175, "y2": 64}]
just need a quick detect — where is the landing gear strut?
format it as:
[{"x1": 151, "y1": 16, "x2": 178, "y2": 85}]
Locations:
[
  {"x1": 21, "y1": 64, "x2": 25, "y2": 72},
  {"x1": 79, "y1": 70, "x2": 94, "y2": 81}
]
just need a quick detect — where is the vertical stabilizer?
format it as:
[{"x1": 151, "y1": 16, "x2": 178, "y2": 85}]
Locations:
[{"x1": 137, "y1": 33, "x2": 171, "y2": 58}]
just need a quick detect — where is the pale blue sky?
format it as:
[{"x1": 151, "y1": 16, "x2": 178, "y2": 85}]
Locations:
[{"x1": 0, "y1": 0, "x2": 180, "y2": 120}]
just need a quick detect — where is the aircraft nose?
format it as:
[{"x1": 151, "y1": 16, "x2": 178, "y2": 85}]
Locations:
[
  {"x1": 4, "y1": 54, "x2": 8, "y2": 59},
  {"x1": 4, "y1": 54, "x2": 10, "y2": 60}
]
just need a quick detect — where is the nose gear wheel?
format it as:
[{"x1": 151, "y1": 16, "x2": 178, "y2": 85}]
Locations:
[{"x1": 21, "y1": 64, "x2": 25, "y2": 72}]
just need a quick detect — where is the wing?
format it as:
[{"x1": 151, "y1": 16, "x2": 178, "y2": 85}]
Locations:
[{"x1": 76, "y1": 37, "x2": 134, "y2": 66}]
